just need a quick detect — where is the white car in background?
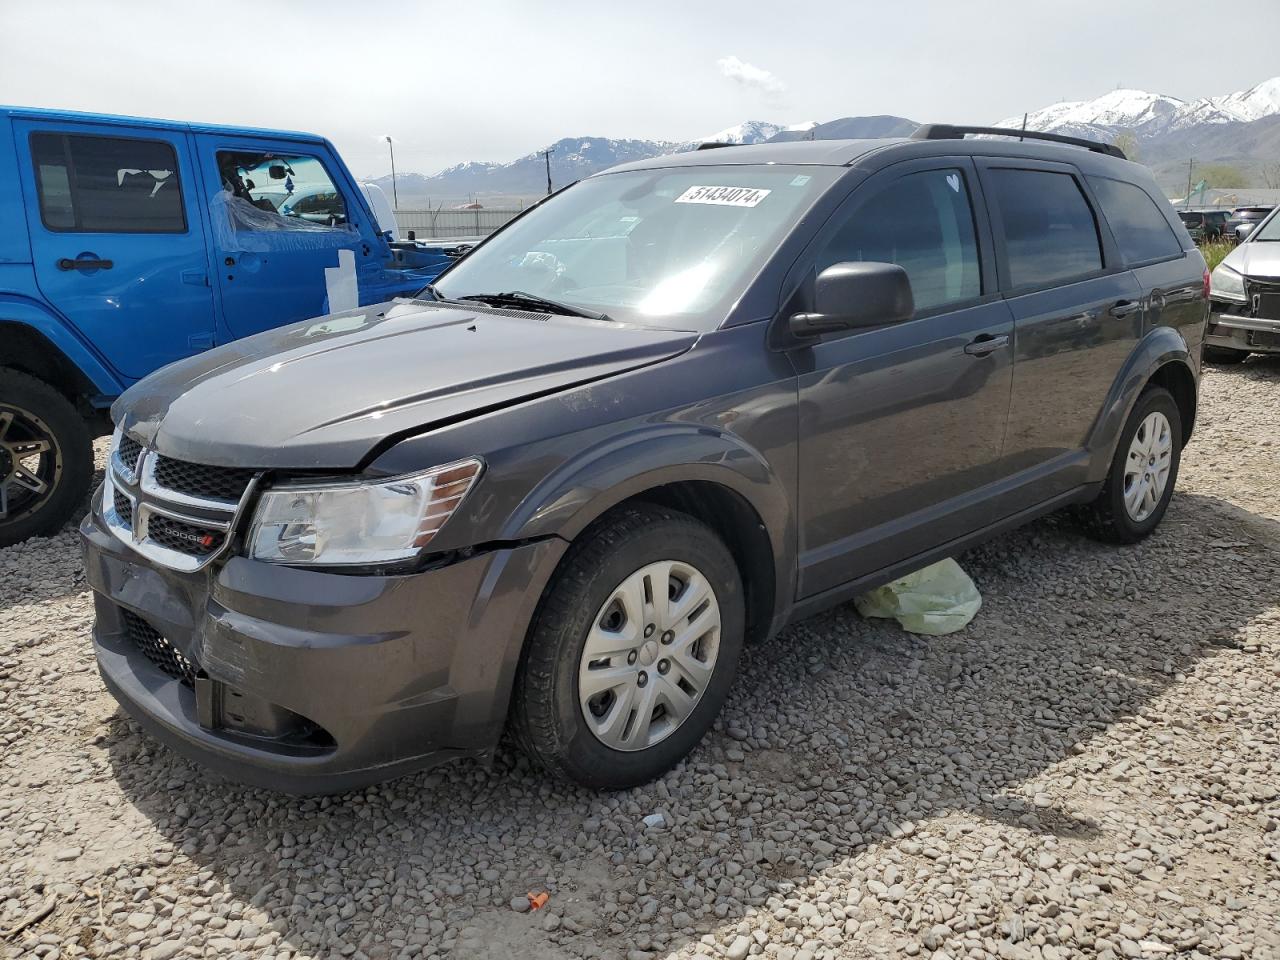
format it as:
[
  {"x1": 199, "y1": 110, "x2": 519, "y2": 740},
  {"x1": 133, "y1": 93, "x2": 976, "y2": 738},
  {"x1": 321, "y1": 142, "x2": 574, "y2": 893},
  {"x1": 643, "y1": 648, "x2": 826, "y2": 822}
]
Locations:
[{"x1": 1206, "y1": 207, "x2": 1280, "y2": 363}]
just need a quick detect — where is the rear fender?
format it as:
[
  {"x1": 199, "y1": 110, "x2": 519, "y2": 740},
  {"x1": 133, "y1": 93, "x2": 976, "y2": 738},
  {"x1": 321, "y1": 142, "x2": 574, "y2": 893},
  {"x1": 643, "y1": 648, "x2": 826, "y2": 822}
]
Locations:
[
  {"x1": 0, "y1": 295, "x2": 125, "y2": 399},
  {"x1": 1085, "y1": 325, "x2": 1195, "y2": 483}
]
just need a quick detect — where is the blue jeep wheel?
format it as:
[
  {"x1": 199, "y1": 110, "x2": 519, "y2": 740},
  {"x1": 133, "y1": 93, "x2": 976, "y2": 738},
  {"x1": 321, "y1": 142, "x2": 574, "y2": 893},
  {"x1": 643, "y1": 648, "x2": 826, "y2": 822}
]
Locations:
[{"x1": 0, "y1": 368, "x2": 93, "y2": 547}]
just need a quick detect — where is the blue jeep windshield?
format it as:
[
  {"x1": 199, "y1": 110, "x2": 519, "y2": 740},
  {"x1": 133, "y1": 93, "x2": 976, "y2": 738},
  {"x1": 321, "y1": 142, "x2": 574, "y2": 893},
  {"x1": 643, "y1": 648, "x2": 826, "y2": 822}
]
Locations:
[{"x1": 432, "y1": 166, "x2": 838, "y2": 329}]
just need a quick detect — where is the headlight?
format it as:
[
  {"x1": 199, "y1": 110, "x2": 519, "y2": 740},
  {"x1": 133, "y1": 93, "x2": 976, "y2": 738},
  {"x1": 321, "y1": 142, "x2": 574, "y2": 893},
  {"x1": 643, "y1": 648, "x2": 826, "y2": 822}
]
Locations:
[
  {"x1": 247, "y1": 458, "x2": 482, "y2": 565},
  {"x1": 1210, "y1": 264, "x2": 1246, "y2": 301}
]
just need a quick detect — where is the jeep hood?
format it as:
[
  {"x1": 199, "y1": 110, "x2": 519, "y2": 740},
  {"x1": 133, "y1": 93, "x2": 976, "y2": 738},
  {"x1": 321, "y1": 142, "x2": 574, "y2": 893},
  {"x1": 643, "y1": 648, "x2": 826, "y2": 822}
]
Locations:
[{"x1": 117, "y1": 300, "x2": 696, "y2": 469}]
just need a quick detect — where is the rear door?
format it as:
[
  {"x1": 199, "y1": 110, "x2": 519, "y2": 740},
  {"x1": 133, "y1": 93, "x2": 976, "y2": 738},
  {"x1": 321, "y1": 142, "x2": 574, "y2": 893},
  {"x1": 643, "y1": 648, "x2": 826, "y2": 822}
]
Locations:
[
  {"x1": 1087, "y1": 175, "x2": 1204, "y2": 349},
  {"x1": 978, "y1": 159, "x2": 1143, "y2": 500},
  {"x1": 193, "y1": 134, "x2": 377, "y2": 341},
  {"x1": 15, "y1": 120, "x2": 216, "y2": 380}
]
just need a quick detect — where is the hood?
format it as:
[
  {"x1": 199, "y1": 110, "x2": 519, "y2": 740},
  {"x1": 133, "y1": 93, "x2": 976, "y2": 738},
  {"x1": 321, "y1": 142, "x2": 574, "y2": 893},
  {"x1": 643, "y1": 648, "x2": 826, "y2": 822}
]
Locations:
[
  {"x1": 1222, "y1": 241, "x2": 1280, "y2": 279},
  {"x1": 118, "y1": 300, "x2": 696, "y2": 469}
]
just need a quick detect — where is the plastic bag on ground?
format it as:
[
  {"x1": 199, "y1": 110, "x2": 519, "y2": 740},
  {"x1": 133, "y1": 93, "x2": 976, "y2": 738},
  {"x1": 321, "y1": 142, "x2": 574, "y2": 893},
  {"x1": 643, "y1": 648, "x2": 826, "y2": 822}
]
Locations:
[{"x1": 853, "y1": 557, "x2": 982, "y2": 636}]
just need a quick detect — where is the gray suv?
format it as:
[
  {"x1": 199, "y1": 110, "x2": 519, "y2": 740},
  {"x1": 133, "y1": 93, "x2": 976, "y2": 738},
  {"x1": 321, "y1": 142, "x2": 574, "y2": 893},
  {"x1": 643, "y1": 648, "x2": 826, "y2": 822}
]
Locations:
[{"x1": 82, "y1": 125, "x2": 1209, "y2": 793}]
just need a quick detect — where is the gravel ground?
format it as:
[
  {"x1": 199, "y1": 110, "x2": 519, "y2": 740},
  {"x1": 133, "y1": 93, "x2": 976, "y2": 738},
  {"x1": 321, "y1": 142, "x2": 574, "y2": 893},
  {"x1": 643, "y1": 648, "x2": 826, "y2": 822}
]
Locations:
[{"x1": 2, "y1": 361, "x2": 1278, "y2": 960}]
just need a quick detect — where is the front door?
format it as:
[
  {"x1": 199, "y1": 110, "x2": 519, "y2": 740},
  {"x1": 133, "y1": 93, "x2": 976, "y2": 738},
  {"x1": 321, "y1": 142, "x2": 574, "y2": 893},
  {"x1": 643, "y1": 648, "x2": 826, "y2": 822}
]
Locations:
[
  {"x1": 16, "y1": 121, "x2": 216, "y2": 380},
  {"x1": 194, "y1": 135, "x2": 372, "y2": 340},
  {"x1": 791, "y1": 159, "x2": 1015, "y2": 597}
]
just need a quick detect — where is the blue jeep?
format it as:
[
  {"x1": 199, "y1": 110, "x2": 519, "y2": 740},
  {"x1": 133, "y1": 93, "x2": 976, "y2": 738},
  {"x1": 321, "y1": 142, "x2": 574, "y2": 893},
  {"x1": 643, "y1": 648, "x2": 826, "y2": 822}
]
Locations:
[{"x1": 0, "y1": 106, "x2": 461, "y2": 546}]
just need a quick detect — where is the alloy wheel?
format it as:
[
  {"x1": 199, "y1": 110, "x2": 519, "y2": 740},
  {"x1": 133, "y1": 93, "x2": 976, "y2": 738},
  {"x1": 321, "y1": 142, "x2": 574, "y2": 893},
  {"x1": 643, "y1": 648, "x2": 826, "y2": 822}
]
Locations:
[
  {"x1": 1122, "y1": 411, "x2": 1172, "y2": 522},
  {"x1": 578, "y1": 559, "x2": 722, "y2": 752},
  {"x1": 0, "y1": 406, "x2": 63, "y2": 525}
]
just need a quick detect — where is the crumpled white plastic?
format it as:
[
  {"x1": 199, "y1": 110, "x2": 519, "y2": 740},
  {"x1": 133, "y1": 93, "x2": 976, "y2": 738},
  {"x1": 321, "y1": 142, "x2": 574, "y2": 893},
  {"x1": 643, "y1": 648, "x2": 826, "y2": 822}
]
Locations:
[{"x1": 853, "y1": 557, "x2": 982, "y2": 636}]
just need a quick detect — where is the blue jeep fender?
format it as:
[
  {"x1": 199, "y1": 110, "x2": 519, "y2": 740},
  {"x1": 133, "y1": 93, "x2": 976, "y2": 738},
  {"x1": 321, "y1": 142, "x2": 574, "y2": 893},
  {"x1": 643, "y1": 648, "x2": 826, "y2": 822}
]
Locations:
[{"x1": 0, "y1": 294, "x2": 126, "y2": 401}]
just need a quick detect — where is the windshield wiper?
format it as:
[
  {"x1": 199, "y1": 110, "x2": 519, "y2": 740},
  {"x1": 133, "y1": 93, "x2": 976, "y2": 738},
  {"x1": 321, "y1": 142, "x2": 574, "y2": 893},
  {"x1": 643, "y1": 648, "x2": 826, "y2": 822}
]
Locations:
[{"x1": 454, "y1": 290, "x2": 611, "y2": 321}]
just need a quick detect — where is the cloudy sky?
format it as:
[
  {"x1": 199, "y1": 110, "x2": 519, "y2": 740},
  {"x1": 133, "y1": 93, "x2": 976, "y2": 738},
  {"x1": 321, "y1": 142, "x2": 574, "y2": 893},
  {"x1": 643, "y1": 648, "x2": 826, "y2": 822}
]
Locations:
[{"x1": 3, "y1": 0, "x2": 1278, "y2": 179}]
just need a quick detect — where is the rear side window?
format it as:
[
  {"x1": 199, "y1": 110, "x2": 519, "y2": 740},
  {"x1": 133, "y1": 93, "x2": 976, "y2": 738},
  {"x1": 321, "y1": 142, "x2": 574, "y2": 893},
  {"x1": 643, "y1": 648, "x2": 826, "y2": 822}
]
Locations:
[
  {"x1": 988, "y1": 169, "x2": 1102, "y2": 289},
  {"x1": 818, "y1": 167, "x2": 982, "y2": 312},
  {"x1": 30, "y1": 132, "x2": 186, "y2": 233},
  {"x1": 1089, "y1": 177, "x2": 1182, "y2": 263}
]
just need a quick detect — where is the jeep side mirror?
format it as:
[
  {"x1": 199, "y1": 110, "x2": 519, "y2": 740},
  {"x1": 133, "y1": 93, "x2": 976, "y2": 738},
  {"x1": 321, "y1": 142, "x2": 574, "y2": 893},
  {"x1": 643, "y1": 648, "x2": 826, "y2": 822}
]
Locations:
[
  {"x1": 1236, "y1": 222, "x2": 1256, "y2": 241},
  {"x1": 788, "y1": 261, "x2": 914, "y2": 338}
]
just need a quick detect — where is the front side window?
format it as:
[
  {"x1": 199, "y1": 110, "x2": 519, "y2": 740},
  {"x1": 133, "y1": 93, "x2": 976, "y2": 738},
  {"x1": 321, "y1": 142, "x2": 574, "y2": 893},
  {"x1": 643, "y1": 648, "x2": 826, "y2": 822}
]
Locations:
[
  {"x1": 212, "y1": 150, "x2": 356, "y2": 252},
  {"x1": 433, "y1": 166, "x2": 840, "y2": 329},
  {"x1": 1089, "y1": 176, "x2": 1182, "y2": 264},
  {"x1": 817, "y1": 168, "x2": 982, "y2": 313},
  {"x1": 989, "y1": 168, "x2": 1103, "y2": 289},
  {"x1": 30, "y1": 132, "x2": 185, "y2": 233}
]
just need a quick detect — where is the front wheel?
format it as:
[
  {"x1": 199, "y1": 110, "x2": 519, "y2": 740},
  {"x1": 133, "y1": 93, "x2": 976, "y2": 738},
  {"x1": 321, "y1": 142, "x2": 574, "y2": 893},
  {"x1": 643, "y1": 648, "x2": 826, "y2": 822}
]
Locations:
[
  {"x1": 0, "y1": 369, "x2": 94, "y2": 548},
  {"x1": 1079, "y1": 385, "x2": 1182, "y2": 544},
  {"x1": 511, "y1": 505, "x2": 744, "y2": 789}
]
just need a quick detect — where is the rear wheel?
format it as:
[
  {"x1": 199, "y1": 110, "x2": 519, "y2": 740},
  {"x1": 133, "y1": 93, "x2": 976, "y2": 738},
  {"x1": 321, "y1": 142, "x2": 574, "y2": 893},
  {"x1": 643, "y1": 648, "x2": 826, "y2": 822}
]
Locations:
[
  {"x1": 1079, "y1": 385, "x2": 1181, "y2": 544},
  {"x1": 512, "y1": 504, "x2": 744, "y2": 789},
  {"x1": 0, "y1": 369, "x2": 93, "y2": 548}
]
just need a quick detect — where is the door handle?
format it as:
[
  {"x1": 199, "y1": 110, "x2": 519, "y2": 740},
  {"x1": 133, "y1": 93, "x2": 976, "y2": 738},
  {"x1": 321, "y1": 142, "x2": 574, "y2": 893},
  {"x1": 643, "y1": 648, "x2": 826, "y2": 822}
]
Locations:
[
  {"x1": 963, "y1": 334, "x2": 1009, "y2": 357},
  {"x1": 1109, "y1": 299, "x2": 1142, "y2": 318},
  {"x1": 57, "y1": 257, "x2": 113, "y2": 271}
]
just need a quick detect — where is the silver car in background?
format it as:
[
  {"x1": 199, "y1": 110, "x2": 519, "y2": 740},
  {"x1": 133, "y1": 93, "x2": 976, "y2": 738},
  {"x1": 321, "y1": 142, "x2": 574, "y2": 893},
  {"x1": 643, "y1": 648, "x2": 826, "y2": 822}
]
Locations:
[{"x1": 1206, "y1": 207, "x2": 1280, "y2": 363}]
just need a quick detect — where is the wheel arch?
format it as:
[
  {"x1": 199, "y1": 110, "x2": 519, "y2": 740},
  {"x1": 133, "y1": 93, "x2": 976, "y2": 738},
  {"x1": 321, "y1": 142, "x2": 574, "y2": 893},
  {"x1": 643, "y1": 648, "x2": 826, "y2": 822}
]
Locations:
[
  {"x1": 506, "y1": 427, "x2": 796, "y2": 645},
  {"x1": 1086, "y1": 326, "x2": 1198, "y2": 483},
  {"x1": 0, "y1": 298, "x2": 125, "y2": 413}
]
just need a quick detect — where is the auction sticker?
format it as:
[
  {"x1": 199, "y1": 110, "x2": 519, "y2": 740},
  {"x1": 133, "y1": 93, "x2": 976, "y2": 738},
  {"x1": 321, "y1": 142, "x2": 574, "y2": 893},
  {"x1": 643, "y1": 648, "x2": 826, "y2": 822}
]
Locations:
[{"x1": 675, "y1": 185, "x2": 771, "y2": 207}]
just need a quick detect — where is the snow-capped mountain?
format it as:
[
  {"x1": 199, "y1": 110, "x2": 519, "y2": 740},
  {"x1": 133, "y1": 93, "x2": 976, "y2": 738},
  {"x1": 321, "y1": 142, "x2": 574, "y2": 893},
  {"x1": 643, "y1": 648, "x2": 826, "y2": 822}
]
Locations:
[
  {"x1": 691, "y1": 120, "x2": 817, "y2": 146},
  {"x1": 995, "y1": 76, "x2": 1280, "y2": 138}
]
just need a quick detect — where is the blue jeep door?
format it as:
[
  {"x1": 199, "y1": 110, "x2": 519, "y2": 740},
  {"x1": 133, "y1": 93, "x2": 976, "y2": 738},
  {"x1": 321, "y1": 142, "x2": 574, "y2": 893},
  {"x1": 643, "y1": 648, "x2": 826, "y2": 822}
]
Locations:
[
  {"x1": 15, "y1": 121, "x2": 216, "y2": 380},
  {"x1": 194, "y1": 136, "x2": 372, "y2": 339}
]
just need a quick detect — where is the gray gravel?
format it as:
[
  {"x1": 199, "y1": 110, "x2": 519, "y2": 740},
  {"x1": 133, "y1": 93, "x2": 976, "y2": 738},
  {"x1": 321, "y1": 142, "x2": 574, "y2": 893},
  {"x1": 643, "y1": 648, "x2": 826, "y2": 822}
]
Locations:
[{"x1": 2, "y1": 361, "x2": 1279, "y2": 960}]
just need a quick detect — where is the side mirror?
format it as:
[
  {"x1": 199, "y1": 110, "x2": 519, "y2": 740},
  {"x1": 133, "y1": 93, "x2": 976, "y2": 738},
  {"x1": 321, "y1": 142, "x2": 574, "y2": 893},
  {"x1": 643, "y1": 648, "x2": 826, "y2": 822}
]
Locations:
[
  {"x1": 789, "y1": 261, "x2": 914, "y2": 338},
  {"x1": 268, "y1": 164, "x2": 287, "y2": 180},
  {"x1": 1235, "y1": 222, "x2": 1256, "y2": 241}
]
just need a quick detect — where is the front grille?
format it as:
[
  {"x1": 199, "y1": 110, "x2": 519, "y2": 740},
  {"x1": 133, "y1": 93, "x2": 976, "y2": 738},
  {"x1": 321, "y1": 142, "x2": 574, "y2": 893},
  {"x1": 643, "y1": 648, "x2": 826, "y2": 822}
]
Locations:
[
  {"x1": 119, "y1": 609, "x2": 197, "y2": 686},
  {"x1": 112, "y1": 489, "x2": 133, "y2": 527},
  {"x1": 152, "y1": 456, "x2": 256, "y2": 503},
  {"x1": 117, "y1": 435, "x2": 143, "y2": 473},
  {"x1": 146, "y1": 514, "x2": 225, "y2": 557}
]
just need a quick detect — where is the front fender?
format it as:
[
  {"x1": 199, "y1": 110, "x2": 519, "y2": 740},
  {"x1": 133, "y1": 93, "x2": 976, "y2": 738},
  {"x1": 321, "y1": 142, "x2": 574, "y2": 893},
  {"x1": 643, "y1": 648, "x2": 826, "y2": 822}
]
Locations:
[
  {"x1": 0, "y1": 294, "x2": 125, "y2": 397},
  {"x1": 1086, "y1": 325, "x2": 1195, "y2": 483},
  {"x1": 506, "y1": 423, "x2": 796, "y2": 635}
]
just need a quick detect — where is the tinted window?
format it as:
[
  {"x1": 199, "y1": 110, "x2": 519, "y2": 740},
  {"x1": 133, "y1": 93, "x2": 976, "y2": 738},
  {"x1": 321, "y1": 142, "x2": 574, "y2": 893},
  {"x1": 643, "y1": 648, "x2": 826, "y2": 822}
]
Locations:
[
  {"x1": 989, "y1": 169, "x2": 1102, "y2": 288},
  {"x1": 1089, "y1": 177, "x2": 1182, "y2": 263},
  {"x1": 818, "y1": 168, "x2": 981, "y2": 312},
  {"x1": 30, "y1": 133, "x2": 185, "y2": 233}
]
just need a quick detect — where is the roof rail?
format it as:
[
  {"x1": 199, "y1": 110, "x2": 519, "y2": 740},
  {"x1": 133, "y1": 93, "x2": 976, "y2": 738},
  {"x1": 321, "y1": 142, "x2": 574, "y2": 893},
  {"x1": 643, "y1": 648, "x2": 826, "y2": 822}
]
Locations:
[
  {"x1": 911, "y1": 124, "x2": 1126, "y2": 160},
  {"x1": 696, "y1": 141, "x2": 738, "y2": 151}
]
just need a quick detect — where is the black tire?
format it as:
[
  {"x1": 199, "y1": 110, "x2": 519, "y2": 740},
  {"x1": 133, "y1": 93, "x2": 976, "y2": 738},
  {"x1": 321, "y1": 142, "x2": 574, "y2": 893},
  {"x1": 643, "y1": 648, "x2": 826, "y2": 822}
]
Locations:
[
  {"x1": 0, "y1": 368, "x2": 94, "y2": 548},
  {"x1": 1202, "y1": 345, "x2": 1250, "y2": 365},
  {"x1": 1079, "y1": 385, "x2": 1182, "y2": 545},
  {"x1": 511, "y1": 504, "x2": 745, "y2": 789}
]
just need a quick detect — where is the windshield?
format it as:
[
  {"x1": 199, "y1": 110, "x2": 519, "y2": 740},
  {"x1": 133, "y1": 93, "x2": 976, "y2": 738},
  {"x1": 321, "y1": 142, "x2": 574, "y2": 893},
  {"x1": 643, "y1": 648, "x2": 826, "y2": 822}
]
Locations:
[
  {"x1": 431, "y1": 166, "x2": 839, "y2": 329},
  {"x1": 1251, "y1": 208, "x2": 1280, "y2": 241}
]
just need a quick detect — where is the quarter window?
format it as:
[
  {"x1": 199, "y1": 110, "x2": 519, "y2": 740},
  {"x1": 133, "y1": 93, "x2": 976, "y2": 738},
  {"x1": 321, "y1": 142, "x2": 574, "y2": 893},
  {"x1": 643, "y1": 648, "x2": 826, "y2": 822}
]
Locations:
[
  {"x1": 30, "y1": 133, "x2": 186, "y2": 233},
  {"x1": 1089, "y1": 176, "x2": 1182, "y2": 264},
  {"x1": 818, "y1": 168, "x2": 982, "y2": 312},
  {"x1": 989, "y1": 169, "x2": 1102, "y2": 288}
]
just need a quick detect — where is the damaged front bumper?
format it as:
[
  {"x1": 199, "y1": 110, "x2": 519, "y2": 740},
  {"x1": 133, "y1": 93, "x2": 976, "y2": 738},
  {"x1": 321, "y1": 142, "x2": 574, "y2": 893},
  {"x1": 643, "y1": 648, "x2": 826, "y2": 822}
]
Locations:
[
  {"x1": 81, "y1": 487, "x2": 566, "y2": 793},
  {"x1": 1208, "y1": 301, "x2": 1280, "y2": 354}
]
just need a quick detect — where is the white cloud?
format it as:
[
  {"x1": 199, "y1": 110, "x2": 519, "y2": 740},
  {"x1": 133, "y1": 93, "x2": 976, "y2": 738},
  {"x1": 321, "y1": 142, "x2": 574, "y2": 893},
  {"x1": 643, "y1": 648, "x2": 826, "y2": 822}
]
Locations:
[{"x1": 717, "y1": 55, "x2": 786, "y2": 96}]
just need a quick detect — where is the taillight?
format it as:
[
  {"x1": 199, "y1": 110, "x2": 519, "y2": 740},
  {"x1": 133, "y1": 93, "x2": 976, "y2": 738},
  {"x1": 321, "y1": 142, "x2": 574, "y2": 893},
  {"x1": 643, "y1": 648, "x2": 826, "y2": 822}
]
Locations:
[{"x1": 1202, "y1": 267, "x2": 1211, "y2": 300}]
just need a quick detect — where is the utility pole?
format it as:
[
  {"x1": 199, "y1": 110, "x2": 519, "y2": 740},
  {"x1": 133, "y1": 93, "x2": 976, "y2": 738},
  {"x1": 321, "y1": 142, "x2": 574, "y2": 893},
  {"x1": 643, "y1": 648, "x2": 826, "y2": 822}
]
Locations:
[
  {"x1": 385, "y1": 136, "x2": 399, "y2": 210},
  {"x1": 543, "y1": 147, "x2": 554, "y2": 196},
  {"x1": 1184, "y1": 158, "x2": 1194, "y2": 209}
]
